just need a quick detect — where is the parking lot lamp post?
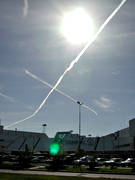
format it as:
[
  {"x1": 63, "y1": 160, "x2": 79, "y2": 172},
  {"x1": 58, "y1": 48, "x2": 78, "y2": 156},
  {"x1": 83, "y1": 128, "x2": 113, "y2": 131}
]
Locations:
[
  {"x1": 77, "y1": 101, "x2": 83, "y2": 151},
  {"x1": 42, "y1": 124, "x2": 47, "y2": 134}
]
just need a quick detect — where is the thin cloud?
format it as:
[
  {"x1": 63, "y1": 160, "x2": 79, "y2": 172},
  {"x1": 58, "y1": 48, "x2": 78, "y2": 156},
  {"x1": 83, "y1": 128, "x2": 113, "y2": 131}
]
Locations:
[
  {"x1": 23, "y1": 0, "x2": 29, "y2": 17},
  {"x1": 112, "y1": 71, "x2": 120, "y2": 75},
  {"x1": 0, "y1": 92, "x2": 16, "y2": 103},
  {"x1": 94, "y1": 96, "x2": 113, "y2": 109},
  {"x1": 109, "y1": 31, "x2": 135, "y2": 39},
  {"x1": 101, "y1": 96, "x2": 111, "y2": 103}
]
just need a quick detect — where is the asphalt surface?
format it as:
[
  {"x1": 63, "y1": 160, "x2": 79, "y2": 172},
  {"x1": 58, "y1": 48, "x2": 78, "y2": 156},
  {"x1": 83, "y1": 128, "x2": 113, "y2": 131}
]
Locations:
[{"x1": 0, "y1": 169, "x2": 135, "y2": 179}]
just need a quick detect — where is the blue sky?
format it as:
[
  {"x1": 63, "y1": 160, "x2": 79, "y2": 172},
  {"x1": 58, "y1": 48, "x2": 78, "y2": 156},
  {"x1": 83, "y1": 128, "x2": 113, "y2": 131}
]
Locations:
[{"x1": 0, "y1": 0, "x2": 135, "y2": 137}]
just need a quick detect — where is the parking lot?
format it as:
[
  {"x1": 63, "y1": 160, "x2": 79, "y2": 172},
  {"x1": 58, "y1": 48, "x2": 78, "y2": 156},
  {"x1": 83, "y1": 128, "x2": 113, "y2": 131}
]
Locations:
[{"x1": 0, "y1": 153, "x2": 135, "y2": 172}]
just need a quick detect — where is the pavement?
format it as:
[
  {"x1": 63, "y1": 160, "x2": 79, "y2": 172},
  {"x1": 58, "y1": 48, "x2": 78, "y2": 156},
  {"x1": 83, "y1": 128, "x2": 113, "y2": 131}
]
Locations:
[{"x1": 0, "y1": 169, "x2": 135, "y2": 179}]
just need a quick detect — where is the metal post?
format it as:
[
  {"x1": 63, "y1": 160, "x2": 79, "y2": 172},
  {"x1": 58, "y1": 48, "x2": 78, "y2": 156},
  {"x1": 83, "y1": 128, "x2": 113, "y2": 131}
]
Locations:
[
  {"x1": 77, "y1": 101, "x2": 82, "y2": 151},
  {"x1": 42, "y1": 124, "x2": 47, "y2": 134}
]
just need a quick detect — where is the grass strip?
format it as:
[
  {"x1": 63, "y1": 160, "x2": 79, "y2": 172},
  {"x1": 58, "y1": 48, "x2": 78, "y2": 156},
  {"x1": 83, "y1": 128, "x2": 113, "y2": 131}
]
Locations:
[{"x1": 0, "y1": 173, "x2": 124, "y2": 180}]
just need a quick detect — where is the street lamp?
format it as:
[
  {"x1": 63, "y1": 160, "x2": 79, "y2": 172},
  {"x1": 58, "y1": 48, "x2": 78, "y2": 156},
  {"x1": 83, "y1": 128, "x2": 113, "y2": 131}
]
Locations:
[
  {"x1": 42, "y1": 123, "x2": 47, "y2": 134},
  {"x1": 77, "y1": 101, "x2": 83, "y2": 151}
]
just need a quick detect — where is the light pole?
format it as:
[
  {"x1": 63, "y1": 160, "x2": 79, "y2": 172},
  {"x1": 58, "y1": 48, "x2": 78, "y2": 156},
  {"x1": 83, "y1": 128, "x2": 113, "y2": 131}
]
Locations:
[
  {"x1": 42, "y1": 123, "x2": 47, "y2": 134},
  {"x1": 77, "y1": 101, "x2": 83, "y2": 151}
]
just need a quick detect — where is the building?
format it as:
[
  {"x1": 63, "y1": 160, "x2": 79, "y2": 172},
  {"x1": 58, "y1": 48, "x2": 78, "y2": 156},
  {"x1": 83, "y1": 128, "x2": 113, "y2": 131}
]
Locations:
[
  {"x1": 0, "y1": 125, "x2": 50, "y2": 153},
  {"x1": 0, "y1": 118, "x2": 135, "y2": 154}
]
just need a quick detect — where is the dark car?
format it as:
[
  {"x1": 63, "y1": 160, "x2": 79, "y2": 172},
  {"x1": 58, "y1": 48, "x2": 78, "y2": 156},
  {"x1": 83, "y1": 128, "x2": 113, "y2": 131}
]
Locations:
[
  {"x1": 63, "y1": 153, "x2": 78, "y2": 165},
  {"x1": 95, "y1": 157, "x2": 108, "y2": 166},
  {"x1": 31, "y1": 156, "x2": 46, "y2": 163},
  {"x1": 1, "y1": 154, "x2": 10, "y2": 161}
]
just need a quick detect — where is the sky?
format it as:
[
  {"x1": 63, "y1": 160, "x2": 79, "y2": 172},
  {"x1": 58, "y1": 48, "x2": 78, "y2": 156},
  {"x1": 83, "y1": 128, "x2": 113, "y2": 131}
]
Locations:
[{"x1": 0, "y1": 0, "x2": 135, "y2": 138}]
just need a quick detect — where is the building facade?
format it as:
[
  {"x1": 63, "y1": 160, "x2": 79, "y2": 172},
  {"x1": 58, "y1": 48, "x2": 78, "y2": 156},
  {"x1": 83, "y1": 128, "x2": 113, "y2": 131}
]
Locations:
[{"x1": 0, "y1": 118, "x2": 135, "y2": 154}]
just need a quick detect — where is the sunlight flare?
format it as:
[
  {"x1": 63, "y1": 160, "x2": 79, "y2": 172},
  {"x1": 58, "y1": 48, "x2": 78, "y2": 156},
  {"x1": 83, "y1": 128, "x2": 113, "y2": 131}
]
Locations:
[{"x1": 61, "y1": 8, "x2": 94, "y2": 44}]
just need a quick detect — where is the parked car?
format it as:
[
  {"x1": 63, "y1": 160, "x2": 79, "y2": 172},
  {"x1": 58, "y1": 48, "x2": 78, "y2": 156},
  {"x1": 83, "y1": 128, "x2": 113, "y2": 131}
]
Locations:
[
  {"x1": 80, "y1": 156, "x2": 91, "y2": 165},
  {"x1": 31, "y1": 156, "x2": 46, "y2": 163},
  {"x1": 95, "y1": 157, "x2": 108, "y2": 166},
  {"x1": 1, "y1": 154, "x2": 10, "y2": 161},
  {"x1": 104, "y1": 158, "x2": 122, "y2": 167},
  {"x1": 73, "y1": 155, "x2": 91, "y2": 166},
  {"x1": 9, "y1": 155, "x2": 20, "y2": 162},
  {"x1": 63, "y1": 154, "x2": 77, "y2": 165},
  {"x1": 73, "y1": 159, "x2": 81, "y2": 166},
  {"x1": 121, "y1": 158, "x2": 135, "y2": 167}
]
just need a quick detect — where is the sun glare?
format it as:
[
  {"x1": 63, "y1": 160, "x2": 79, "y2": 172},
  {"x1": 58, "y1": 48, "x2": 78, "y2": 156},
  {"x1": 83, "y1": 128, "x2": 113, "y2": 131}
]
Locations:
[{"x1": 61, "y1": 8, "x2": 94, "y2": 44}]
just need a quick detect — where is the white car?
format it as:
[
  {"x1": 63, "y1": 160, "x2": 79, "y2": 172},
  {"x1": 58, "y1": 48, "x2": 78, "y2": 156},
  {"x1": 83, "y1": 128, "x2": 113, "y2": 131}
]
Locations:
[{"x1": 121, "y1": 158, "x2": 135, "y2": 167}]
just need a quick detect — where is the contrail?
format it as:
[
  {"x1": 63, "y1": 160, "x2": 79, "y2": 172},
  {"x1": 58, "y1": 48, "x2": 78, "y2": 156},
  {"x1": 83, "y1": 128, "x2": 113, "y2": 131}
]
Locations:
[
  {"x1": 23, "y1": 0, "x2": 29, "y2": 17},
  {"x1": 5, "y1": 0, "x2": 127, "y2": 129},
  {"x1": 24, "y1": 69, "x2": 98, "y2": 115}
]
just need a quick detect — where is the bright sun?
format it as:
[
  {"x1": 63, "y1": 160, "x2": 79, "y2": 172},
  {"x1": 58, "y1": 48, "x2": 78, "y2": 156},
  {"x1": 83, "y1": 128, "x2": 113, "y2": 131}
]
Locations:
[{"x1": 61, "y1": 8, "x2": 94, "y2": 44}]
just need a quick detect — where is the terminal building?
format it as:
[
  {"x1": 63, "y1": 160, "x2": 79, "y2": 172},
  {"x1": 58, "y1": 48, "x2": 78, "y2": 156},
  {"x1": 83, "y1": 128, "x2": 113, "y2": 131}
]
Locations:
[
  {"x1": 0, "y1": 125, "x2": 51, "y2": 153},
  {"x1": 0, "y1": 118, "x2": 135, "y2": 155}
]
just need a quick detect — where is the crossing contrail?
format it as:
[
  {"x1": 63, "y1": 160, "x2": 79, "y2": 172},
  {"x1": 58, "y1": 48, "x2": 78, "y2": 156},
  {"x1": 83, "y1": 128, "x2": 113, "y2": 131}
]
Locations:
[
  {"x1": 24, "y1": 69, "x2": 98, "y2": 115},
  {"x1": 5, "y1": 0, "x2": 127, "y2": 129}
]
